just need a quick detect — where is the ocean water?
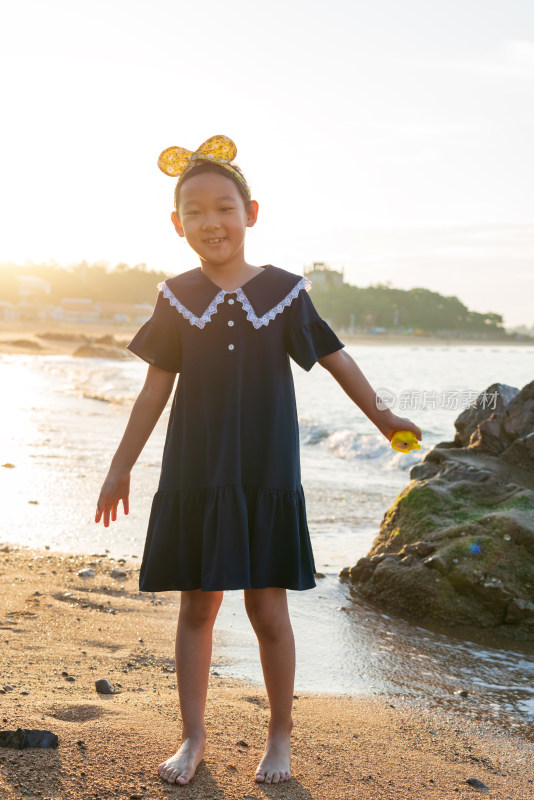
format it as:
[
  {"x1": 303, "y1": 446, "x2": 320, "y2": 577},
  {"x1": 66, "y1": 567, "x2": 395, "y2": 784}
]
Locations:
[{"x1": 2, "y1": 344, "x2": 534, "y2": 730}]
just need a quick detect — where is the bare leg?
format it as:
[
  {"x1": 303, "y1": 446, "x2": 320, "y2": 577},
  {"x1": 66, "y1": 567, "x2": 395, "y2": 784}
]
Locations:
[
  {"x1": 158, "y1": 589, "x2": 223, "y2": 785},
  {"x1": 244, "y1": 588, "x2": 295, "y2": 784}
]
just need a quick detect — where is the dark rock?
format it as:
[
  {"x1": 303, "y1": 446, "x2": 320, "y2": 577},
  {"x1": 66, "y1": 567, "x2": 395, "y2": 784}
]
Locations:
[
  {"x1": 110, "y1": 568, "x2": 127, "y2": 578},
  {"x1": 409, "y1": 460, "x2": 440, "y2": 480},
  {"x1": 466, "y1": 777, "x2": 489, "y2": 790},
  {"x1": 349, "y1": 558, "x2": 374, "y2": 582},
  {"x1": 454, "y1": 690, "x2": 469, "y2": 698},
  {"x1": 421, "y1": 553, "x2": 449, "y2": 573},
  {"x1": 468, "y1": 416, "x2": 505, "y2": 455},
  {"x1": 505, "y1": 598, "x2": 534, "y2": 624},
  {"x1": 236, "y1": 739, "x2": 249, "y2": 747},
  {"x1": 12, "y1": 339, "x2": 43, "y2": 350},
  {"x1": 455, "y1": 383, "x2": 519, "y2": 447},
  {"x1": 402, "y1": 542, "x2": 436, "y2": 557},
  {"x1": 501, "y1": 380, "x2": 534, "y2": 439},
  {"x1": 92, "y1": 334, "x2": 117, "y2": 346},
  {"x1": 501, "y1": 432, "x2": 534, "y2": 471},
  {"x1": 73, "y1": 344, "x2": 128, "y2": 359},
  {"x1": 95, "y1": 679, "x2": 115, "y2": 694},
  {"x1": 77, "y1": 568, "x2": 95, "y2": 578},
  {"x1": 0, "y1": 728, "x2": 58, "y2": 749}
]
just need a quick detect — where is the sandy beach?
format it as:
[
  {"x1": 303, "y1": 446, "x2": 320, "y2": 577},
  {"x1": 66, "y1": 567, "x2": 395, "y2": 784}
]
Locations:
[
  {"x1": 0, "y1": 545, "x2": 532, "y2": 800},
  {"x1": 0, "y1": 320, "x2": 531, "y2": 357}
]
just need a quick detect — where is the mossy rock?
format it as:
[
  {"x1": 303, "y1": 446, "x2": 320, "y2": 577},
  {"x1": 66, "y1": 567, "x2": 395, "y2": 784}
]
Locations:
[
  {"x1": 373, "y1": 485, "x2": 452, "y2": 551},
  {"x1": 348, "y1": 391, "x2": 534, "y2": 641}
]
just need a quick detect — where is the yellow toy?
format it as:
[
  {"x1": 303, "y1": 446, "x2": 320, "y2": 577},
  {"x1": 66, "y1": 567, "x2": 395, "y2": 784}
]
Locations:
[{"x1": 390, "y1": 429, "x2": 422, "y2": 453}]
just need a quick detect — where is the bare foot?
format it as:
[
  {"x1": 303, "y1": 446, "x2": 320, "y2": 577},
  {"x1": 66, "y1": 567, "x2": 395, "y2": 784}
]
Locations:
[
  {"x1": 255, "y1": 726, "x2": 292, "y2": 784},
  {"x1": 158, "y1": 733, "x2": 206, "y2": 785}
]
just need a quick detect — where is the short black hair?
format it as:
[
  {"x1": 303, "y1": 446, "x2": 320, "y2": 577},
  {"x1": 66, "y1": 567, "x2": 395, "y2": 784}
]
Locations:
[{"x1": 174, "y1": 162, "x2": 251, "y2": 212}]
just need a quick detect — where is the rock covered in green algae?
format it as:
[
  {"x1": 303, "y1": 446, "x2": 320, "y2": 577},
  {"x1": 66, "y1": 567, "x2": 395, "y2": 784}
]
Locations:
[{"x1": 345, "y1": 380, "x2": 534, "y2": 642}]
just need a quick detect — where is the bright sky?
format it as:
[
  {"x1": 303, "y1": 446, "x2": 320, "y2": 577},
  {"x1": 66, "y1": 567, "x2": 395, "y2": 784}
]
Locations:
[{"x1": 1, "y1": 0, "x2": 533, "y2": 326}]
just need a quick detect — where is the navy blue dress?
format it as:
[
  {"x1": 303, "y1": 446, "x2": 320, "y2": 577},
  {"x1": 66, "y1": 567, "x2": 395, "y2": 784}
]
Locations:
[{"x1": 126, "y1": 265, "x2": 344, "y2": 592}]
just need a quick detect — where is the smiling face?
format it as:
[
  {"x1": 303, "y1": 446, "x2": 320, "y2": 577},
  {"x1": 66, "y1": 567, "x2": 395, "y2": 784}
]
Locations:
[{"x1": 171, "y1": 170, "x2": 258, "y2": 269}]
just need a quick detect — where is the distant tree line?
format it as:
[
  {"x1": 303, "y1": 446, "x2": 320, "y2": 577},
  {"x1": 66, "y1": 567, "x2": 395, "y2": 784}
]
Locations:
[
  {"x1": 310, "y1": 282, "x2": 507, "y2": 337},
  {"x1": 0, "y1": 261, "x2": 508, "y2": 337},
  {"x1": 0, "y1": 261, "x2": 167, "y2": 305}
]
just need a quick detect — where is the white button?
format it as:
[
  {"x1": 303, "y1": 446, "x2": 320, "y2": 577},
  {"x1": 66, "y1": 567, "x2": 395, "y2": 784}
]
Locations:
[
  {"x1": 227, "y1": 320, "x2": 234, "y2": 327},
  {"x1": 228, "y1": 344, "x2": 235, "y2": 351},
  {"x1": 228, "y1": 298, "x2": 235, "y2": 305}
]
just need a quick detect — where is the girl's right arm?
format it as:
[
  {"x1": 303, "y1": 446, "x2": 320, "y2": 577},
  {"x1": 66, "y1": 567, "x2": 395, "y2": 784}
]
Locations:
[{"x1": 95, "y1": 364, "x2": 177, "y2": 528}]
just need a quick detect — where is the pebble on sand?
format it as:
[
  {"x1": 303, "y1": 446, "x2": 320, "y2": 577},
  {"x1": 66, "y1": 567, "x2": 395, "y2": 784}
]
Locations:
[
  {"x1": 110, "y1": 568, "x2": 127, "y2": 578},
  {"x1": 77, "y1": 568, "x2": 95, "y2": 578},
  {"x1": 466, "y1": 777, "x2": 490, "y2": 790},
  {"x1": 95, "y1": 679, "x2": 115, "y2": 695}
]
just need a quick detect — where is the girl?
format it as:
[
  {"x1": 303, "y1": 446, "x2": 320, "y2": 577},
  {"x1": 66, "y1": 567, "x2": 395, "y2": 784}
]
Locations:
[{"x1": 95, "y1": 135, "x2": 421, "y2": 787}]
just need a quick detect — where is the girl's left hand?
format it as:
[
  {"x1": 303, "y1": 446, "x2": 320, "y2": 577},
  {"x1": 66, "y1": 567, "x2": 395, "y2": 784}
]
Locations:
[{"x1": 377, "y1": 413, "x2": 422, "y2": 444}]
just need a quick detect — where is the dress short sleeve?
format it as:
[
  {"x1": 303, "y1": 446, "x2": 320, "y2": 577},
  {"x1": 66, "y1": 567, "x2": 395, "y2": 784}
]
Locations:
[
  {"x1": 284, "y1": 289, "x2": 344, "y2": 371},
  {"x1": 126, "y1": 290, "x2": 182, "y2": 373}
]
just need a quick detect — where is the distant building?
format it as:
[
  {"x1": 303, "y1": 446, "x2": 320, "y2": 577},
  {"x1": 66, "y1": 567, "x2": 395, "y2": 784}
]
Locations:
[
  {"x1": 51, "y1": 298, "x2": 102, "y2": 323},
  {"x1": 97, "y1": 301, "x2": 153, "y2": 324},
  {"x1": 17, "y1": 275, "x2": 51, "y2": 298},
  {"x1": 0, "y1": 300, "x2": 20, "y2": 321},
  {"x1": 304, "y1": 262, "x2": 344, "y2": 290}
]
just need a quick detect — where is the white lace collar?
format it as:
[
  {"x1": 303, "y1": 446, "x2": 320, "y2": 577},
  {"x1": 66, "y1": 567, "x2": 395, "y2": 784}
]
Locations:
[{"x1": 158, "y1": 274, "x2": 311, "y2": 330}]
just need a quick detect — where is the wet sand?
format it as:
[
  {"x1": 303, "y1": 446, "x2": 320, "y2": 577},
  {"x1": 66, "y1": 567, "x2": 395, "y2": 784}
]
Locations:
[
  {"x1": 0, "y1": 319, "x2": 530, "y2": 357},
  {"x1": 0, "y1": 545, "x2": 532, "y2": 799}
]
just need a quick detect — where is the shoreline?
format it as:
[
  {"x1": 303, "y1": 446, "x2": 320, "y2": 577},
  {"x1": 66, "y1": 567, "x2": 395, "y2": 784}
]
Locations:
[
  {"x1": 0, "y1": 320, "x2": 532, "y2": 357},
  {"x1": 0, "y1": 543, "x2": 532, "y2": 799}
]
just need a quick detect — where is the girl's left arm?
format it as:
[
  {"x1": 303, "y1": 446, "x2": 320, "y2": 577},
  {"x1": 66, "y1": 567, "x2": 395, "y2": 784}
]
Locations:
[{"x1": 318, "y1": 349, "x2": 421, "y2": 443}]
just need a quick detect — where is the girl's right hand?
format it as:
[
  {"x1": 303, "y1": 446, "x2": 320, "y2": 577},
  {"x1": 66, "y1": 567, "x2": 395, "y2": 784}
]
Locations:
[{"x1": 95, "y1": 472, "x2": 130, "y2": 527}]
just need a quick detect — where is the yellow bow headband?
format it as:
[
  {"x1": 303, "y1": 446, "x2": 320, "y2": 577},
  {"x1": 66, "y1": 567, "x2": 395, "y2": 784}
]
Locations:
[{"x1": 157, "y1": 135, "x2": 251, "y2": 199}]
